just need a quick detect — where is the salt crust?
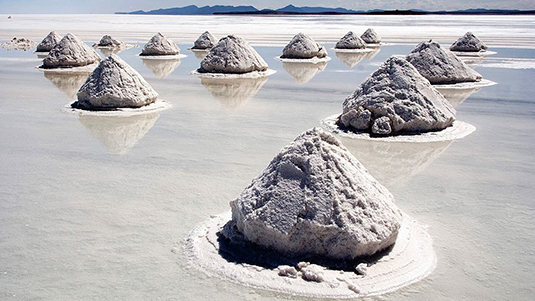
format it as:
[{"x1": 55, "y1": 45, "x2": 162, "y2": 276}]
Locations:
[
  {"x1": 62, "y1": 99, "x2": 171, "y2": 117},
  {"x1": 433, "y1": 79, "x2": 497, "y2": 90},
  {"x1": 322, "y1": 114, "x2": 475, "y2": 143},
  {"x1": 451, "y1": 50, "x2": 497, "y2": 57},
  {"x1": 275, "y1": 56, "x2": 331, "y2": 63},
  {"x1": 190, "y1": 69, "x2": 276, "y2": 79},
  {"x1": 184, "y1": 211, "x2": 436, "y2": 298},
  {"x1": 136, "y1": 54, "x2": 187, "y2": 60},
  {"x1": 36, "y1": 63, "x2": 99, "y2": 74},
  {"x1": 331, "y1": 48, "x2": 375, "y2": 53}
]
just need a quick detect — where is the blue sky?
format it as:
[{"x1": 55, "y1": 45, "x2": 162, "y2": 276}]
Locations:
[{"x1": 1, "y1": 0, "x2": 533, "y2": 14}]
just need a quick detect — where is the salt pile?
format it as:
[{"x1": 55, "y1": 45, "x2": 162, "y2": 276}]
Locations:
[
  {"x1": 335, "y1": 31, "x2": 366, "y2": 50},
  {"x1": 360, "y1": 28, "x2": 381, "y2": 44},
  {"x1": 450, "y1": 32, "x2": 488, "y2": 52},
  {"x1": 280, "y1": 33, "x2": 327, "y2": 59},
  {"x1": 1, "y1": 37, "x2": 37, "y2": 51},
  {"x1": 192, "y1": 31, "x2": 217, "y2": 50},
  {"x1": 339, "y1": 56, "x2": 455, "y2": 136},
  {"x1": 41, "y1": 33, "x2": 100, "y2": 69},
  {"x1": 96, "y1": 35, "x2": 124, "y2": 47},
  {"x1": 141, "y1": 33, "x2": 180, "y2": 56},
  {"x1": 224, "y1": 127, "x2": 402, "y2": 259},
  {"x1": 73, "y1": 54, "x2": 158, "y2": 110},
  {"x1": 36, "y1": 31, "x2": 61, "y2": 52},
  {"x1": 406, "y1": 40, "x2": 482, "y2": 84}
]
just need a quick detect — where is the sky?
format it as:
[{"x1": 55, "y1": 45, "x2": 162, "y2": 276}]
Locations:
[{"x1": 0, "y1": 0, "x2": 534, "y2": 14}]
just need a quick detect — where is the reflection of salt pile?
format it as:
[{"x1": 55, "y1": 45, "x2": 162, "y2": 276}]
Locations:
[
  {"x1": 193, "y1": 51, "x2": 208, "y2": 60},
  {"x1": 336, "y1": 48, "x2": 381, "y2": 68},
  {"x1": 42, "y1": 33, "x2": 101, "y2": 69},
  {"x1": 200, "y1": 77, "x2": 268, "y2": 109},
  {"x1": 99, "y1": 47, "x2": 123, "y2": 57},
  {"x1": 1, "y1": 37, "x2": 37, "y2": 51},
  {"x1": 36, "y1": 31, "x2": 61, "y2": 52},
  {"x1": 78, "y1": 112, "x2": 160, "y2": 155},
  {"x1": 340, "y1": 56, "x2": 455, "y2": 136},
  {"x1": 335, "y1": 31, "x2": 366, "y2": 50},
  {"x1": 74, "y1": 54, "x2": 158, "y2": 110},
  {"x1": 282, "y1": 61, "x2": 326, "y2": 83},
  {"x1": 192, "y1": 31, "x2": 217, "y2": 50},
  {"x1": 96, "y1": 35, "x2": 124, "y2": 47},
  {"x1": 43, "y1": 72, "x2": 90, "y2": 99},
  {"x1": 281, "y1": 33, "x2": 327, "y2": 59},
  {"x1": 450, "y1": 32, "x2": 488, "y2": 52},
  {"x1": 141, "y1": 33, "x2": 180, "y2": 56},
  {"x1": 436, "y1": 86, "x2": 482, "y2": 107},
  {"x1": 406, "y1": 40, "x2": 482, "y2": 84},
  {"x1": 142, "y1": 58, "x2": 181, "y2": 78},
  {"x1": 361, "y1": 28, "x2": 381, "y2": 44}
]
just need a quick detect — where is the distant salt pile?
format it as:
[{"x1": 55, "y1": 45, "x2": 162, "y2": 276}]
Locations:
[
  {"x1": 192, "y1": 31, "x2": 217, "y2": 50},
  {"x1": 1, "y1": 37, "x2": 37, "y2": 51},
  {"x1": 141, "y1": 33, "x2": 180, "y2": 56},
  {"x1": 198, "y1": 35, "x2": 268, "y2": 74},
  {"x1": 96, "y1": 35, "x2": 124, "y2": 47},
  {"x1": 36, "y1": 31, "x2": 61, "y2": 52},
  {"x1": 450, "y1": 32, "x2": 488, "y2": 52},
  {"x1": 335, "y1": 31, "x2": 366, "y2": 50},
  {"x1": 340, "y1": 56, "x2": 456, "y2": 136},
  {"x1": 42, "y1": 33, "x2": 100, "y2": 69},
  {"x1": 73, "y1": 54, "x2": 158, "y2": 110},
  {"x1": 281, "y1": 33, "x2": 327, "y2": 59},
  {"x1": 406, "y1": 40, "x2": 482, "y2": 84},
  {"x1": 360, "y1": 28, "x2": 381, "y2": 44},
  {"x1": 224, "y1": 127, "x2": 403, "y2": 259}
]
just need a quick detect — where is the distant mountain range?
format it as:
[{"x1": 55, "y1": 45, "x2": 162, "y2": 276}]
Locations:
[{"x1": 116, "y1": 4, "x2": 535, "y2": 15}]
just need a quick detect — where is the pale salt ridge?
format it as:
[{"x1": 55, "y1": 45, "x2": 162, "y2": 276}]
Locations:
[
  {"x1": 450, "y1": 32, "x2": 488, "y2": 52},
  {"x1": 192, "y1": 31, "x2": 217, "y2": 50},
  {"x1": 36, "y1": 31, "x2": 61, "y2": 52},
  {"x1": 281, "y1": 33, "x2": 327, "y2": 59},
  {"x1": 42, "y1": 33, "x2": 101, "y2": 69},
  {"x1": 225, "y1": 127, "x2": 403, "y2": 260},
  {"x1": 335, "y1": 31, "x2": 366, "y2": 50},
  {"x1": 141, "y1": 32, "x2": 180, "y2": 56},
  {"x1": 361, "y1": 28, "x2": 381, "y2": 44}
]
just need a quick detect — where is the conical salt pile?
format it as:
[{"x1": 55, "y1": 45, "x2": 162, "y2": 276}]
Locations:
[
  {"x1": 281, "y1": 33, "x2": 327, "y2": 59},
  {"x1": 97, "y1": 35, "x2": 124, "y2": 47},
  {"x1": 225, "y1": 127, "x2": 403, "y2": 260},
  {"x1": 335, "y1": 31, "x2": 366, "y2": 49},
  {"x1": 192, "y1": 31, "x2": 217, "y2": 50},
  {"x1": 340, "y1": 56, "x2": 456, "y2": 136},
  {"x1": 141, "y1": 33, "x2": 180, "y2": 56},
  {"x1": 36, "y1": 31, "x2": 61, "y2": 52},
  {"x1": 450, "y1": 32, "x2": 488, "y2": 52},
  {"x1": 360, "y1": 28, "x2": 381, "y2": 44},
  {"x1": 406, "y1": 40, "x2": 482, "y2": 84},
  {"x1": 199, "y1": 35, "x2": 268, "y2": 74},
  {"x1": 42, "y1": 33, "x2": 101, "y2": 69},
  {"x1": 74, "y1": 54, "x2": 158, "y2": 109}
]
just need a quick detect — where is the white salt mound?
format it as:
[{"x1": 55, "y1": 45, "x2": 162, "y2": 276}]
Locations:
[
  {"x1": 1, "y1": 37, "x2": 37, "y2": 51},
  {"x1": 141, "y1": 33, "x2": 180, "y2": 56},
  {"x1": 406, "y1": 40, "x2": 482, "y2": 84},
  {"x1": 42, "y1": 33, "x2": 101, "y2": 69},
  {"x1": 450, "y1": 32, "x2": 488, "y2": 52},
  {"x1": 97, "y1": 35, "x2": 124, "y2": 47},
  {"x1": 74, "y1": 54, "x2": 158, "y2": 109},
  {"x1": 341, "y1": 56, "x2": 456, "y2": 136},
  {"x1": 199, "y1": 35, "x2": 268, "y2": 74},
  {"x1": 36, "y1": 31, "x2": 61, "y2": 52},
  {"x1": 361, "y1": 28, "x2": 381, "y2": 44},
  {"x1": 335, "y1": 31, "x2": 366, "y2": 50},
  {"x1": 192, "y1": 31, "x2": 217, "y2": 49},
  {"x1": 281, "y1": 33, "x2": 327, "y2": 59},
  {"x1": 225, "y1": 127, "x2": 403, "y2": 260}
]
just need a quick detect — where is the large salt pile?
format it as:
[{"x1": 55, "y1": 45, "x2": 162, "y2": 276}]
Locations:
[
  {"x1": 192, "y1": 31, "x2": 217, "y2": 50},
  {"x1": 198, "y1": 35, "x2": 268, "y2": 74},
  {"x1": 360, "y1": 28, "x2": 381, "y2": 44},
  {"x1": 450, "y1": 32, "x2": 488, "y2": 52},
  {"x1": 73, "y1": 54, "x2": 158, "y2": 110},
  {"x1": 280, "y1": 33, "x2": 327, "y2": 59},
  {"x1": 225, "y1": 127, "x2": 403, "y2": 259},
  {"x1": 41, "y1": 33, "x2": 100, "y2": 69},
  {"x1": 335, "y1": 31, "x2": 366, "y2": 50},
  {"x1": 339, "y1": 56, "x2": 456, "y2": 136},
  {"x1": 141, "y1": 33, "x2": 180, "y2": 56},
  {"x1": 96, "y1": 35, "x2": 124, "y2": 47},
  {"x1": 406, "y1": 40, "x2": 482, "y2": 84},
  {"x1": 36, "y1": 31, "x2": 61, "y2": 52}
]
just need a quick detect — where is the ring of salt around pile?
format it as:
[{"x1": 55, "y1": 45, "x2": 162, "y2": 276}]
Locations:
[
  {"x1": 433, "y1": 79, "x2": 496, "y2": 90},
  {"x1": 188, "y1": 48, "x2": 211, "y2": 52},
  {"x1": 275, "y1": 56, "x2": 331, "y2": 64},
  {"x1": 190, "y1": 68, "x2": 276, "y2": 79},
  {"x1": 365, "y1": 42, "x2": 390, "y2": 48},
  {"x1": 136, "y1": 54, "x2": 187, "y2": 60},
  {"x1": 184, "y1": 211, "x2": 436, "y2": 299},
  {"x1": 36, "y1": 63, "x2": 99, "y2": 74},
  {"x1": 62, "y1": 99, "x2": 171, "y2": 117},
  {"x1": 450, "y1": 50, "x2": 497, "y2": 57},
  {"x1": 321, "y1": 114, "x2": 475, "y2": 142},
  {"x1": 331, "y1": 48, "x2": 375, "y2": 53}
]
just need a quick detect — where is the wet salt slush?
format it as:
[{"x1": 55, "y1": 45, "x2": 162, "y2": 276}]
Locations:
[{"x1": 0, "y1": 14, "x2": 534, "y2": 300}]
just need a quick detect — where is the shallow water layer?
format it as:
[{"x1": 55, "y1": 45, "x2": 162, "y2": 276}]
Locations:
[{"x1": 0, "y1": 15, "x2": 534, "y2": 301}]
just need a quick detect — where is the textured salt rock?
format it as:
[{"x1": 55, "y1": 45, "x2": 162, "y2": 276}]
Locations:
[
  {"x1": 199, "y1": 35, "x2": 268, "y2": 74},
  {"x1": 42, "y1": 33, "x2": 101, "y2": 68},
  {"x1": 141, "y1": 33, "x2": 180, "y2": 56},
  {"x1": 360, "y1": 28, "x2": 381, "y2": 44},
  {"x1": 1, "y1": 37, "x2": 37, "y2": 51},
  {"x1": 225, "y1": 127, "x2": 402, "y2": 260},
  {"x1": 192, "y1": 31, "x2": 217, "y2": 49},
  {"x1": 406, "y1": 40, "x2": 482, "y2": 84},
  {"x1": 97, "y1": 35, "x2": 124, "y2": 47},
  {"x1": 355, "y1": 263, "x2": 368, "y2": 276},
  {"x1": 335, "y1": 31, "x2": 366, "y2": 50},
  {"x1": 278, "y1": 265, "x2": 298, "y2": 278},
  {"x1": 36, "y1": 31, "x2": 61, "y2": 52},
  {"x1": 281, "y1": 33, "x2": 327, "y2": 59},
  {"x1": 301, "y1": 264, "x2": 324, "y2": 282},
  {"x1": 75, "y1": 54, "x2": 158, "y2": 109},
  {"x1": 341, "y1": 56, "x2": 456, "y2": 135},
  {"x1": 450, "y1": 32, "x2": 488, "y2": 52}
]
